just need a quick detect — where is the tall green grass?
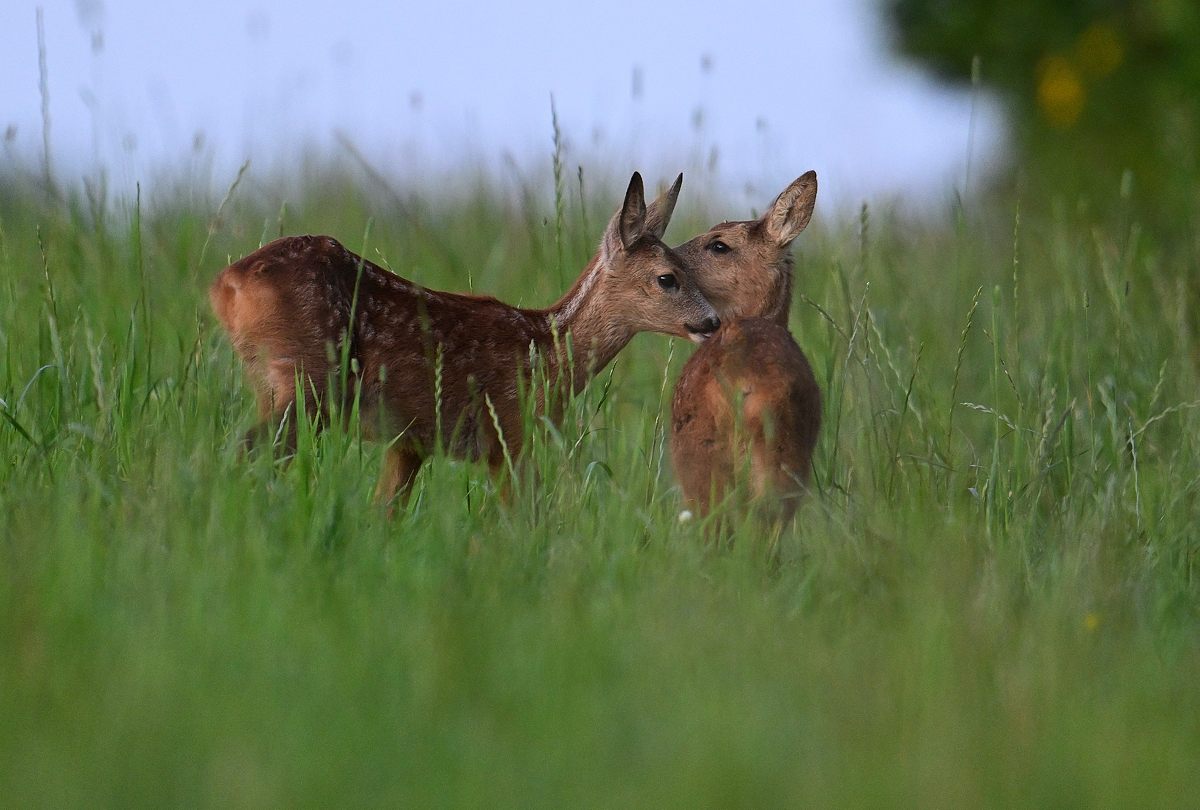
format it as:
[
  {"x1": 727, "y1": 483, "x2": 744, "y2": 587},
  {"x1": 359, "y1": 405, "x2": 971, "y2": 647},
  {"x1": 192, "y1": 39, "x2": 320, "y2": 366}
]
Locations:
[{"x1": 1, "y1": 164, "x2": 1197, "y2": 807}]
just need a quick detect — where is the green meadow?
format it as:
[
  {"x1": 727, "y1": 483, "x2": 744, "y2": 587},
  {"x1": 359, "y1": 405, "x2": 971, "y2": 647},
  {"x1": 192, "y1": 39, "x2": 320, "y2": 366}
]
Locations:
[{"x1": 1, "y1": 161, "x2": 1197, "y2": 806}]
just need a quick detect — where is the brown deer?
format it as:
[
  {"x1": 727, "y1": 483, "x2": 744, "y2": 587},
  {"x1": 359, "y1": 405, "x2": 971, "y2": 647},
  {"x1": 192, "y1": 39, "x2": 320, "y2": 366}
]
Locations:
[
  {"x1": 669, "y1": 171, "x2": 819, "y2": 522},
  {"x1": 211, "y1": 172, "x2": 720, "y2": 505}
]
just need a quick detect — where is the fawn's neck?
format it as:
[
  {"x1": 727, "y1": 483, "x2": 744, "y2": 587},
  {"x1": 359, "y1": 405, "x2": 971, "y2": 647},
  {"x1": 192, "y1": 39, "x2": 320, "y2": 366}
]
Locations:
[{"x1": 542, "y1": 254, "x2": 632, "y2": 392}]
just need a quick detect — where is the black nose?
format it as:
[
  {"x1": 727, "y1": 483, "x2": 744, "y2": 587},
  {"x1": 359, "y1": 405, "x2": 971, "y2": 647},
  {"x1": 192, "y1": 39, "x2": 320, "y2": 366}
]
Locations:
[{"x1": 686, "y1": 316, "x2": 720, "y2": 337}]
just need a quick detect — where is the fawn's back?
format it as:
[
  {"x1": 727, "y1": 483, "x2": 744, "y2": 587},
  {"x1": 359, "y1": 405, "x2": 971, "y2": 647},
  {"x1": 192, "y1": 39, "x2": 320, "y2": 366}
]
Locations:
[{"x1": 670, "y1": 171, "x2": 819, "y2": 519}]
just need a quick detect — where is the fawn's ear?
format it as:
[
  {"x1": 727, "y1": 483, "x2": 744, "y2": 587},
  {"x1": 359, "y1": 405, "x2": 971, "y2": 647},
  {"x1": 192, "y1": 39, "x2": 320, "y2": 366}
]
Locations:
[
  {"x1": 643, "y1": 173, "x2": 683, "y2": 240},
  {"x1": 762, "y1": 170, "x2": 817, "y2": 247},
  {"x1": 615, "y1": 172, "x2": 648, "y2": 250}
]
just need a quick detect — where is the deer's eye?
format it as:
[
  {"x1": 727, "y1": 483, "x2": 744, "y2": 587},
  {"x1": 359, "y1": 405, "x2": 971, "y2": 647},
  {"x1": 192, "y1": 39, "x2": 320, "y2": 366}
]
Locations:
[
  {"x1": 656, "y1": 273, "x2": 679, "y2": 290},
  {"x1": 708, "y1": 240, "x2": 731, "y2": 254}
]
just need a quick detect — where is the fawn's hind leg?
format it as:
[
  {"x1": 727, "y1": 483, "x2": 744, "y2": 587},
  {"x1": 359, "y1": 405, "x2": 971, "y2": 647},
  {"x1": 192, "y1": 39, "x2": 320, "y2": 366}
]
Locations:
[
  {"x1": 375, "y1": 446, "x2": 424, "y2": 511},
  {"x1": 240, "y1": 357, "x2": 329, "y2": 457},
  {"x1": 240, "y1": 382, "x2": 301, "y2": 458},
  {"x1": 240, "y1": 407, "x2": 300, "y2": 457}
]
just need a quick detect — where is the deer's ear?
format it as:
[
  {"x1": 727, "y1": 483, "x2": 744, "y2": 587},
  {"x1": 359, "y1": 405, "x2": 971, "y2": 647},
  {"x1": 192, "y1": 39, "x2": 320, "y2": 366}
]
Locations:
[
  {"x1": 762, "y1": 170, "x2": 817, "y2": 247},
  {"x1": 616, "y1": 171, "x2": 648, "y2": 250},
  {"x1": 643, "y1": 173, "x2": 683, "y2": 240}
]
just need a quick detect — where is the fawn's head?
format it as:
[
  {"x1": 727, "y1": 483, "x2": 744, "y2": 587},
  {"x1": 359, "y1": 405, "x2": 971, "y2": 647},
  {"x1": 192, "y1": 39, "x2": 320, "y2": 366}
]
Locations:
[
  {"x1": 583, "y1": 172, "x2": 720, "y2": 344},
  {"x1": 674, "y1": 171, "x2": 817, "y2": 326}
]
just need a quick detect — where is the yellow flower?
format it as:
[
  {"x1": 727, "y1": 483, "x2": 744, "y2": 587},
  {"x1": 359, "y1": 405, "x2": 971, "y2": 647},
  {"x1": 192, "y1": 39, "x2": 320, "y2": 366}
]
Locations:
[
  {"x1": 1084, "y1": 612, "x2": 1101, "y2": 632},
  {"x1": 1037, "y1": 56, "x2": 1085, "y2": 129}
]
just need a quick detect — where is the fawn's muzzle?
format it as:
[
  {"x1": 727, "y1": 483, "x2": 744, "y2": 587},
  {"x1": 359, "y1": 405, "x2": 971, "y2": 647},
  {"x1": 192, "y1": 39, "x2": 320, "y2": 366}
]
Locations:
[{"x1": 686, "y1": 316, "x2": 721, "y2": 342}]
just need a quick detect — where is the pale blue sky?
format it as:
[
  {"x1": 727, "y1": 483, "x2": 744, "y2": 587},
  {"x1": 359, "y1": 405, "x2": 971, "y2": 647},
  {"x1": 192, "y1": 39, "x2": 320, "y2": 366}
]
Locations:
[{"x1": 2, "y1": 0, "x2": 1003, "y2": 211}]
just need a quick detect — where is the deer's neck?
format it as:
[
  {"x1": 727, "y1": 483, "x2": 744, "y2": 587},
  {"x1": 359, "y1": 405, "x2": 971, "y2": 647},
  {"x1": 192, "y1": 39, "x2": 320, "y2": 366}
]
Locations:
[
  {"x1": 542, "y1": 254, "x2": 632, "y2": 391},
  {"x1": 763, "y1": 254, "x2": 795, "y2": 328}
]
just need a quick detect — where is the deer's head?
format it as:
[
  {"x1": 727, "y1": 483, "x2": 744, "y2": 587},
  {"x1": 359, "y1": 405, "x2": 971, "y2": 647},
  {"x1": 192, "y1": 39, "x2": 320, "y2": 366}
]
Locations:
[{"x1": 673, "y1": 171, "x2": 817, "y2": 326}]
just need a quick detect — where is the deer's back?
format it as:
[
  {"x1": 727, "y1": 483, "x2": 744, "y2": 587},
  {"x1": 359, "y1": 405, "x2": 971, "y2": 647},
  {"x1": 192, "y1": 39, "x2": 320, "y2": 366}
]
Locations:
[{"x1": 670, "y1": 317, "x2": 821, "y2": 514}]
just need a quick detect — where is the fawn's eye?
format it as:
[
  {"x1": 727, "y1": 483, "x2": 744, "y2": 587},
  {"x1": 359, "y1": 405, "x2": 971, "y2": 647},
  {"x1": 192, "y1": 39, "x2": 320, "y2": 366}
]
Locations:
[
  {"x1": 656, "y1": 273, "x2": 679, "y2": 290},
  {"x1": 708, "y1": 240, "x2": 731, "y2": 254}
]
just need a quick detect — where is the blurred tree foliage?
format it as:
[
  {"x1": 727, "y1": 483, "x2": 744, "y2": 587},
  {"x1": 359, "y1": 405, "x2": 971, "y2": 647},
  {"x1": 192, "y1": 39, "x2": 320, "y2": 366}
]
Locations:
[{"x1": 888, "y1": 0, "x2": 1200, "y2": 207}]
